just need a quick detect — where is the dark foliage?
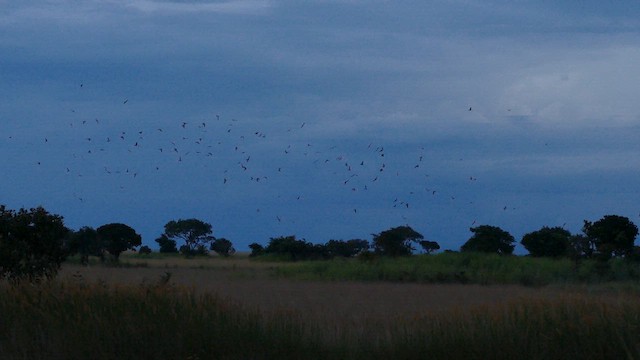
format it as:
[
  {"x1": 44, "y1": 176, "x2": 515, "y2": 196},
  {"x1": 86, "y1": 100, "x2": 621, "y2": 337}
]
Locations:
[
  {"x1": 96, "y1": 223, "x2": 142, "y2": 260},
  {"x1": 210, "y1": 238, "x2": 235, "y2": 257},
  {"x1": 248, "y1": 242, "x2": 264, "y2": 257},
  {"x1": 65, "y1": 226, "x2": 101, "y2": 265},
  {"x1": 461, "y1": 225, "x2": 515, "y2": 255},
  {"x1": 155, "y1": 234, "x2": 178, "y2": 253},
  {"x1": 583, "y1": 215, "x2": 638, "y2": 259},
  {"x1": 138, "y1": 245, "x2": 152, "y2": 255},
  {"x1": 419, "y1": 240, "x2": 440, "y2": 254},
  {"x1": 372, "y1": 225, "x2": 424, "y2": 257},
  {"x1": 0, "y1": 205, "x2": 69, "y2": 281},
  {"x1": 163, "y1": 219, "x2": 214, "y2": 257},
  {"x1": 264, "y1": 235, "x2": 325, "y2": 261},
  {"x1": 325, "y1": 239, "x2": 370, "y2": 257},
  {"x1": 521, "y1": 226, "x2": 571, "y2": 258}
]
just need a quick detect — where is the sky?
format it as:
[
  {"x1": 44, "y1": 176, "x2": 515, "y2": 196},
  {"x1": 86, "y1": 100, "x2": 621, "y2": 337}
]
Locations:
[{"x1": 1, "y1": 0, "x2": 640, "y2": 253}]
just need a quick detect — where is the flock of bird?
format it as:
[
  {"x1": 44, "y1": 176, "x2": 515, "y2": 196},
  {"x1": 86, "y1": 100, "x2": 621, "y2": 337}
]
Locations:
[{"x1": 2, "y1": 83, "x2": 520, "y2": 233}]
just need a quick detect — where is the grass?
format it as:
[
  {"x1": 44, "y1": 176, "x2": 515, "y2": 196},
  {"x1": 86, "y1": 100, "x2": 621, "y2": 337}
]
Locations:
[
  {"x1": 1, "y1": 279, "x2": 639, "y2": 359},
  {"x1": 271, "y1": 252, "x2": 640, "y2": 286}
]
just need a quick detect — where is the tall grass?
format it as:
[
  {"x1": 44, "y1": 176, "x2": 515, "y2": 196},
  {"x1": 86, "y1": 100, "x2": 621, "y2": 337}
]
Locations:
[
  {"x1": 1, "y1": 280, "x2": 639, "y2": 359},
  {"x1": 272, "y1": 252, "x2": 640, "y2": 286}
]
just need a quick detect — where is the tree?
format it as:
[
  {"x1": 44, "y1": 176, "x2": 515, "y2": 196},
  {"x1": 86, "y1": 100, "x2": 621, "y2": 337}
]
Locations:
[
  {"x1": 583, "y1": 215, "x2": 638, "y2": 259},
  {"x1": 163, "y1": 219, "x2": 214, "y2": 256},
  {"x1": 325, "y1": 239, "x2": 370, "y2": 258},
  {"x1": 66, "y1": 226, "x2": 101, "y2": 265},
  {"x1": 155, "y1": 234, "x2": 178, "y2": 253},
  {"x1": 248, "y1": 242, "x2": 264, "y2": 257},
  {"x1": 138, "y1": 245, "x2": 152, "y2": 255},
  {"x1": 372, "y1": 225, "x2": 423, "y2": 257},
  {"x1": 460, "y1": 225, "x2": 515, "y2": 255},
  {"x1": 521, "y1": 226, "x2": 571, "y2": 258},
  {"x1": 210, "y1": 238, "x2": 235, "y2": 257},
  {"x1": 0, "y1": 205, "x2": 69, "y2": 281},
  {"x1": 96, "y1": 223, "x2": 142, "y2": 260},
  {"x1": 264, "y1": 235, "x2": 322, "y2": 261},
  {"x1": 419, "y1": 240, "x2": 441, "y2": 254}
]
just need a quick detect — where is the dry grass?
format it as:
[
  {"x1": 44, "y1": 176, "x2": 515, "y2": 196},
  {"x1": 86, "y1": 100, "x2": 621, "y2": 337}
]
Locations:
[
  {"x1": 4, "y1": 257, "x2": 639, "y2": 359},
  {"x1": 58, "y1": 259, "x2": 585, "y2": 327}
]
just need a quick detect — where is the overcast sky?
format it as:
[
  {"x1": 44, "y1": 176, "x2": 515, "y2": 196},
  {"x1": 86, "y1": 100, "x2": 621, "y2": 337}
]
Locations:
[{"x1": 2, "y1": 0, "x2": 640, "y2": 252}]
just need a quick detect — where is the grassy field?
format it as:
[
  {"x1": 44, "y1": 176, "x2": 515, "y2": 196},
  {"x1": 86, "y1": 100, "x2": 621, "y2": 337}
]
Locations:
[{"x1": 3, "y1": 253, "x2": 640, "y2": 359}]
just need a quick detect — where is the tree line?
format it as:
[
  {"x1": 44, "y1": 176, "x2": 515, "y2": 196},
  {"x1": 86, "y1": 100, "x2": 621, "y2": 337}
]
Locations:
[{"x1": 0, "y1": 203, "x2": 637, "y2": 281}]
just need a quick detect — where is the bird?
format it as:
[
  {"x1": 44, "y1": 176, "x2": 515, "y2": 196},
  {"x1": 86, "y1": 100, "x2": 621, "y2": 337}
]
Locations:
[{"x1": 123, "y1": 99, "x2": 128, "y2": 104}]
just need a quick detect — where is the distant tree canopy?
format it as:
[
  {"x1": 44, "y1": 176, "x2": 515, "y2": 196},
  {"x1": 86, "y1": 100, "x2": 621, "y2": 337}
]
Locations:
[
  {"x1": 264, "y1": 235, "x2": 324, "y2": 261},
  {"x1": 461, "y1": 225, "x2": 515, "y2": 255},
  {"x1": 138, "y1": 245, "x2": 152, "y2": 255},
  {"x1": 248, "y1": 242, "x2": 265, "y2": 257},
  {"x1": 155, "y1": 234, "x2": 178, "y2": 253},
  {"x1": 583, "y1": 215, "x2": 638, "y2": 259},
  {"x1": 325, "y1": 239, "x2": 369, "y2": 257},
  {"x1": 163, "y1": 219, "x2": 214, "y2": 256},
  {"x1": 419, "y1": 240, "x2": 441, "y2": 254},
  {"x1": 0, "y1": 205, "x2": 69, "y2": 281},
  {"x1": 372, "y1": 225, "x2": 424, "y2": 257},
  {"x1": 521, "y1": 226, "x2": 571, "y2": 258},
  {"x1": 210, "y1": 238, "x2": 235, "y2": 257},
  {"x1": 96, "y1": 223, "x2": 142, "y2": 260},
  {"x1": 66, "y1": 226, "x2": 101, "y2": 264}
]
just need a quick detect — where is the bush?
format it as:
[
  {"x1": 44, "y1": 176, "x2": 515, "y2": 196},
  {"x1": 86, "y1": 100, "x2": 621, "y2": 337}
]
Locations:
[{"x1": 0, "y1": 205, "x2": 69, "y2": 281}]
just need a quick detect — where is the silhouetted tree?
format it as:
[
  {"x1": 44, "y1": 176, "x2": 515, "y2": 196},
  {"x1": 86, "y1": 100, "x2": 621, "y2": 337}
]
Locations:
[
  {"x1": 461, "y1": 225, "x2": 515, "y2": 255},
  {"x1": 248, "y1": 242, "x2": 264, "y2": 257},
  {"x1": 138, "y1": 245, "x2": 152, "y2": 255},
  {"x1": 419, "y1": 240, "x2": 441, "y2": 254},
  {"x1": 66, "y1": 226, "x2": 101, "y2": 265},
  {"x1": 583, "y1": 215, "x2": 638, "y2": 259},
  {"x1": 0, "y1": 205, "x2": 69, "y2": 281},
  {"x1": 325, "y1": 239, "x2": 369, "y2": 257},
  {"x1": 521, "y1": 226, "x2": 571, "y2": 258},
  {"x1": 265, "y1": 235, "x2": 322, "y2": 261},
  {"x1": 155, "y1": 234, "x2": 178, "y2": 253},
  {"x1": 210, "y1": 238, "x2": 235, "y2": 257},
  {"x1": 163, "y1": 219, "x2": 214, "y2": 257},
  {"x1": 372, "y1": 225, "x2": 424, "y2": 257},
  {"x1": 96, "y1": 223, "x2": 142, "y2": 260}
]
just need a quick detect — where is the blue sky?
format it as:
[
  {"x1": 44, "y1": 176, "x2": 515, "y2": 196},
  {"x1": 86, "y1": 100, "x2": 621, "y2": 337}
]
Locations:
[{"x1": 1, "y1": 0, "x2": 640, "y2": 252}]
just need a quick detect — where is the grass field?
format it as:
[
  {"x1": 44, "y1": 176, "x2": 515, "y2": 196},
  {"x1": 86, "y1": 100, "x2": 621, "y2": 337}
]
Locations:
[{"x1": 3, "y1": 254, "x2": 640, "y2": 359}]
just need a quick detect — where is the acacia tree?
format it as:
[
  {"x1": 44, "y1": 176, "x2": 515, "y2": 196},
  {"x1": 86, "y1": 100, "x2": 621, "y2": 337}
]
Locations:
[
  {"x1": 372, "y1": 225, "x2": 423, "y2": 257},
  {"x1": 163, "y1": 218, "x2": 214, "y2": 256},
  {"x1": 521, "y1": 226, "x2": 571, "y2": 258},
  {"x1": 96, "y1": 223, "x2": 142, "y2": 260},
  {"x1": 583, "y1": 215, "x2": 638, "y2": 259},
  {"x1": 0, "y1": 205, "x2": 69, "y2": 281},
  {"x1": 419, "y1": 240, "x2": 441, "y2": 254},
  {"x1": 461, "y1": 225, "x2": 515, "y2": 255}
]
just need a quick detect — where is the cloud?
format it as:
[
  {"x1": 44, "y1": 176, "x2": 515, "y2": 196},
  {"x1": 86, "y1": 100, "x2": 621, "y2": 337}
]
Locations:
[{"x1": 125, "y1": 0, "x2": 274, "y2": 14}]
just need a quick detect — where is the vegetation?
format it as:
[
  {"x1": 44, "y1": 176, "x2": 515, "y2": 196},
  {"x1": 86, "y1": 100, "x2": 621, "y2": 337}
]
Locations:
[
  {"x1": 2, "y1": 279, "x2": 639, "y2": 359},
  {"x1": 460, "y1": 225, "x2": 515, "y2": 255},
  {"x1": 521, "y1": 226, "x2": 571, "y2": 258},
  {"x1": 583, "y1": 215, "x2": 639, "y2": 259},
  {"x1": 162, "y1": 218, "x2": 214, "y2": 256},
  {"x1": 0, "y1": 206, "x2": 68, "y2": 281},
  {"x1": 96, "y1": 223, "x2": 142, "y2": 260},
  {"x1": 210, "y1": 237, "x2": 235, "y2": 257},
  {"x1": 155, "y1": 234, "x2": 178, "y2": 253},
  {"x1": 66, "y1": 226, "x2": 100, "y2": 264},
  {"x1": 272, "y1": 252, "x2": 640, "y2": 286},
  {"x1": 372, "y1": 225, "x2": 424, "y2": 257}
]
